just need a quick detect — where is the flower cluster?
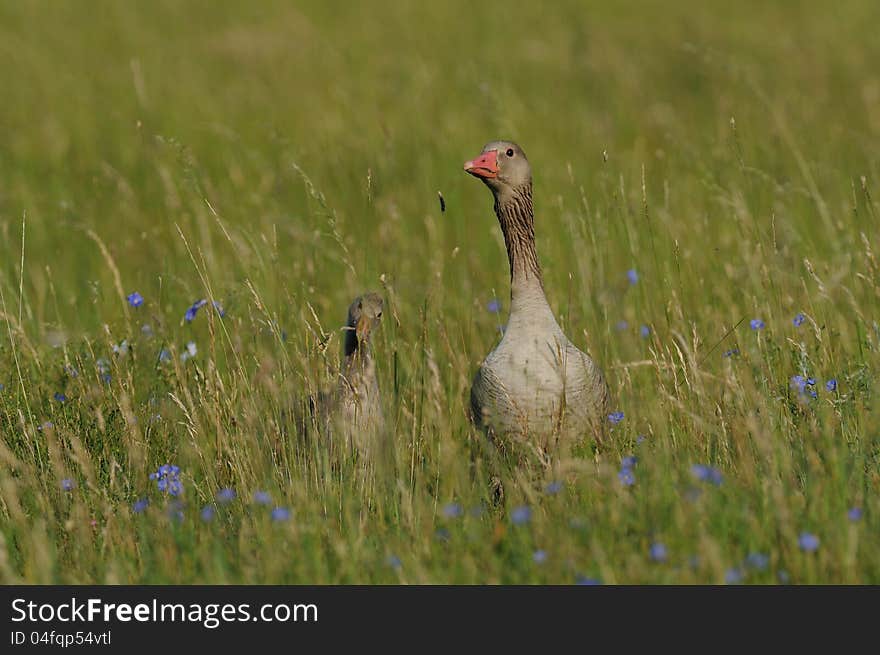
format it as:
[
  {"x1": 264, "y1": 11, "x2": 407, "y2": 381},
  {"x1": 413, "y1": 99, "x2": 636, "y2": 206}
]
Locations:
[
  {"x1": 691, "y1": 464, "x2": 723, "y2": 486},
  {"x1": 149, "y1": 464, "x2": 183, "y2": 496},
  {"x1": 618, "y1": 455, "x2": 637, "y2": 487},
  {"x1": 746, "y1": 312, "x2": 819, "y2": 332},
  {"x1": 791, "y1": 375, "x2": 838, "y2": 399},
  {"x1": 607, "y1": 411, "x2": 624, "y2": 425}
]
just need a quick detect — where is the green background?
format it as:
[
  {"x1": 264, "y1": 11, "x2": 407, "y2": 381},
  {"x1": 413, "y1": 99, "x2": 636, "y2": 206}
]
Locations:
[{"x1": 0, "y1": 0, "x2": 878, "y2": 583}]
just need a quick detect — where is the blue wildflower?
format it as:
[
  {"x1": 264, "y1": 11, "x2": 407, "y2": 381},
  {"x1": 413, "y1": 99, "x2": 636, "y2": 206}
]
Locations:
[
  {"x1": 212, "y1": 300, "x2": 225, "y2": 318},
  {"x1": 691, "y1": 464, "x2": 723, "y2": 486},
  {"x1": 386, "y1": 555, "x2": 402, "y2": 570},
  {"x1": 217, "y1": 488, "x2": 236, "y2": 503},
  {"x1": 511, "y1": 506, "x2": 532, "y2": 525},
  {"x1": 626, "y1": 269, "x2": 638, "y2": 285},
  {"x1": 725, "y1": 568, "x2": 744, "y2": 584},
  {"x1": 575, "y1": 576, "x2": 602, "y2": 585},
  {"x1": 749, "y1": 318, "x2": 765, "y2": 330},
  {"x1": 544, "y1": 480, "x2": 563, "y2": 495},
  {"x1": 271, "y1": 507, "x2": 291, "y2": 522},
  {"x1": 649, "y1": 542, "x2": 668, "y2": 562},
  {"x1": 745, "y1": 553, "x2": 770, "y2": 570},
  {"x1": 618, "y1": 468, "x2": 636, "y2": 486},
  {"x1": 798, "y1": 532, "x2": 820, "y2": 552},
  {"x1": 60, "y1": 478, "x2": 75, "y2": 492},
  {"x1": 487, "y1": 298, "x2": 501, "y2": 313},
  {"x1": 791, "y1": 375, "x2": 818, "y2": 399},
  {"x1": 622, "y1": 455, "x2": 638, "y2": 468},
  {"x1": 607, "y1": 411, "x2": 624, "y2": 425},
  {"x1": 793, "y1": 313, "x2": 805, "y2": 327},
  {"x1": 184, "y1": 299, "x2": 208, "y2": 323},
  {"x1": 127, "y1": 292, "x2": 144, "y2": 308},
  {"x1": 825, "y1": 379, "x2": 837, "y2": 392},
  {"x1": 615, "y1": 320, "x2": 629, "y2": 331},
  {"x1": 180, "y1": 341, "x2": 197, "y2": 362},
  {"x1": 435, "y1": 528, "x2": 451, "y2": 542},
  {"x1": 200, "y1": 505, "x2": 215, "y2": 522},
  {"x1": 636, "y1": 435, "x2": 646, "y2": 445},
  {"x1": 132, "y1": 498, "x2": 149, "y2": 513},
  {"x1": 533, "y1": 550, "x2": 548, "y2": 564},
  {"x1": 158, "y1": 349, "x2": 172, "y2": 363},
  {"x1": 723, "y1": 348, "x2": 739, "y2": 358},
  {"x1": 0, "y1": 383, "x2": 4, "y2": 391},
  {"x1": 640, "y1": 325, "x2": 651, "y2": 338},
  {"x1": 848, "y1": 507, "x2": 862, "y2": 522},
  {"x1": 442, "y1": 503, "x2": 463, "y2": 519},
  {"x1": 151, "y1": 464, "x2": 183, "y2": 496},
  {"x1": 253, "y1": 491, "x2": 271, "y2": 505},
  {"x1": 54, "y1": 392, "x2": 67, "y2": 403}
]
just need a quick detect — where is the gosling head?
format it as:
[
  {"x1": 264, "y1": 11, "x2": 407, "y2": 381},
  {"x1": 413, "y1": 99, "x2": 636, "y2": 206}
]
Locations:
[
  {"x1": 464, "y1": 141, "x2": 532, "y2": 200},
  {"x1": 345, "y1": 292, "x2": 384, "y2": 353}
]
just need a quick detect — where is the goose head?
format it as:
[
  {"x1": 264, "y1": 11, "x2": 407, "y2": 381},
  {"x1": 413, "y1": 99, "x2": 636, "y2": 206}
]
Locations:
[
  {"x1": 464, "y1": 141, "x2": 531, "y2": 199},
  {"x1": 346, "y1": 292, "x2": 384, "y2": 347}
]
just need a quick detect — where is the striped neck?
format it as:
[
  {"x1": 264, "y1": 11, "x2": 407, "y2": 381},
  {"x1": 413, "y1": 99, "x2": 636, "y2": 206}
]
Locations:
[{"x1": 494, "y1": 183, "x2": 542, "y2": 288}]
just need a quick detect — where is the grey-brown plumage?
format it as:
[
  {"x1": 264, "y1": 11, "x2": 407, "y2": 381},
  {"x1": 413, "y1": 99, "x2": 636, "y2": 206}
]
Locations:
[
  {"x1": 304, "y1": 292, "x2": 385, "y2": 457},
  {"x1": 464, "y1": 141, "x2": 609, "y2": 461}
]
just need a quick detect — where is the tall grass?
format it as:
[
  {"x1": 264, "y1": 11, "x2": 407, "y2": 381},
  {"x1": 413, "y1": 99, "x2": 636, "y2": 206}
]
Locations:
[{"x1": 1, "y1": 0, "x2": 879, "y2": 583}]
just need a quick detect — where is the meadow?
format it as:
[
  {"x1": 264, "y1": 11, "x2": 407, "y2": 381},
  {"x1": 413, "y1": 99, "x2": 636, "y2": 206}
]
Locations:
[{"x1": 1, "y1": 0, "x2": 879, "y2": 584}]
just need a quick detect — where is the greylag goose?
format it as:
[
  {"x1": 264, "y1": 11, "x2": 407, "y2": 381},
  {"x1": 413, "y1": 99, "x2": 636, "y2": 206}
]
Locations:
[
  {"x1": 301, "y1": 292, "x2": 385, "y2": 457},
  {"x1": 464, "y1": 141, "x2": 608, "y2": 462}
]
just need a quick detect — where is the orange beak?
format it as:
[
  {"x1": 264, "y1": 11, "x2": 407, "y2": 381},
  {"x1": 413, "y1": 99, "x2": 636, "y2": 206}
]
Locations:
[{"x1": 464, "y1": 150, "x2": 498, "y2": 179}]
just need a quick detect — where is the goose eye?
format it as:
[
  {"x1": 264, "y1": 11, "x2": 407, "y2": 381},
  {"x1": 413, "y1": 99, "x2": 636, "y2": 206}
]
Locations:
[{"x1": 506, "y1": 148, "x2": 514, "y2": 157}]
